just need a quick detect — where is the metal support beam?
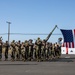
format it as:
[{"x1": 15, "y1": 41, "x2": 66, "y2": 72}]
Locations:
[{"x1": 6, "y1": 21, "x2": 11, "y2": 45}]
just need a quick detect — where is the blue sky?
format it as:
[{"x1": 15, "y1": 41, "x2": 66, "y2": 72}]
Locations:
[{"x1": 0, "y1": 0, "x2": 75, "y2": 42}]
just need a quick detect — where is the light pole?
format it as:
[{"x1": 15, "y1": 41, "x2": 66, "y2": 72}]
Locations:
[{"x1": 6, "y1": 21, "x2": 11, "y2": 45}]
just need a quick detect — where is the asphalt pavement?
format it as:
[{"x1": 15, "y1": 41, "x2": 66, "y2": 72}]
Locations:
[{"x1": 0, "y1": 54, "x2": 75, "y2": 75}]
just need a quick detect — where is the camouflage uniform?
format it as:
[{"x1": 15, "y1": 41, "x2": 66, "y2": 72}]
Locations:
[
  {"x1": 28, "y1": 39, "x2": 34, "y2": 60},
  {"x1": 15, "y1": 43, "x2": 19, "y2": 60},
  {"x1": 41, "y1": 40, "x2": 46, "y2": 61},
  {"x1": 33, "y1": 44, "x2": 37, "y2": 60},
  {"x1": 17, "y1": 41, "x2": 21, "y2": 60},
  {"x1": 24, "y1": 40, "x2": 29, "y2": 60},
  {"x1": 56, "y1": 44, "x2": 61, "y2": 58},
  {"x1": 0, "y1": 40, "x2": 2, "y2": 60},
  {"x1": 4, "y1": 41, "x2": 9, "y2": 60},
  {"x1": 51, "y1": 44, "x2": 55, "y2": 60},
  {"x1": 11, "y1": 40, "x2": 16, "y2": 61},
  {"x1": 49, "y1": 43, "x2": 52, "y2": 59},
  {"x1": 54, "y1": 43, "x2": 60, "y2": 58},
  {"x1": 21, "y1": 42, "x2": 26, "y2": 61},
  {"x1": 45, "y1": 42, "x2": 50, "y2": 60},
  {"x1": 35, "y1": 38, "x2": 42, "y2": 61}
]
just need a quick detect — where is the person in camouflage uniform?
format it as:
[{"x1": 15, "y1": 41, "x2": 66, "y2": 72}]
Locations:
[
  {"x1": 41, "y1": 40, "x2": 46, "y2": 61},
  {"x1": 50, "y1": 44, "x2": 55, "y2": 60},
  {"x1": 24, "y1": 40, "x2": 29, "y2": 61},
  {"x1": 21, "y1": 42, "x2": 26, "y2": 61},
  {"x1": 11, "y1": 40, "x2": 16, "y2": 61},
  {"x1": 45, "y1": 42, "x2": 50, "y2": 60},
  {"x1": 28, "y1": 39, "x2": 34, "y2": 61},
  {"x1": 0, "y1": 39, "x2": 3, "y2": 61},
  {"x1": 54, "y1": 42, "x2": 61, "y2": 58},
  {"x1": 16, "y1": 40, "x2": 21, "y2": 60},
  {"x1": 35, "y1": 37, "x2": 42, "y2": 62},
  {"x1": 56, "y1": 44, "x2": 61, "y2": 58},
  {"x1": 4, "y1": 41, "x2": 9, "y2": 61},
  {"x1": 33, "y1": 43, "x2": 37, "y2": 60},
  {"x1": 15, "y1": 42, "x2": 19, "y2": 61}
]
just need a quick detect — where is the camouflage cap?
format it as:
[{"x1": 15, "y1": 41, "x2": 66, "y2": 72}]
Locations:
[
  {"x1": 25, "y1": 40, "x2": 28, "y2": 43},
  {"x1": 37, "y1": 37, "x2": 40, "y2": 40},
  {"x1": 12, "y1": 40, "x2": 15, "y2": 42},
  {"x1": 18, "y1": 40, "x2": 21, "y2": 42}
]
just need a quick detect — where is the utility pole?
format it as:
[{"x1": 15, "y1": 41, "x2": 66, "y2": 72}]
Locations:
[{"x1": 6, "y1": 21, "x2": 11, "y2": 45}]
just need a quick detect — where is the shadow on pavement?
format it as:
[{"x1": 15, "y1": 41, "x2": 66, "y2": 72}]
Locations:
[
  {"x1": 48, "y1": 58, "x2": 75, "y2": 62},
  {"x1": 0, "y1": 64, "x2": 38, "y2": 66}
]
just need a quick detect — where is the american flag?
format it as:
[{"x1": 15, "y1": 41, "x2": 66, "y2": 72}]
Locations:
[{"x1": 61, "y1": 29, "x2": 75, "y2": 48}]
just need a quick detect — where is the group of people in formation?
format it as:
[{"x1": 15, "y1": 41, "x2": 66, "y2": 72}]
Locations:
[{"x1": 0, "y1": 37, "x2": 61, "y2": 62}]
